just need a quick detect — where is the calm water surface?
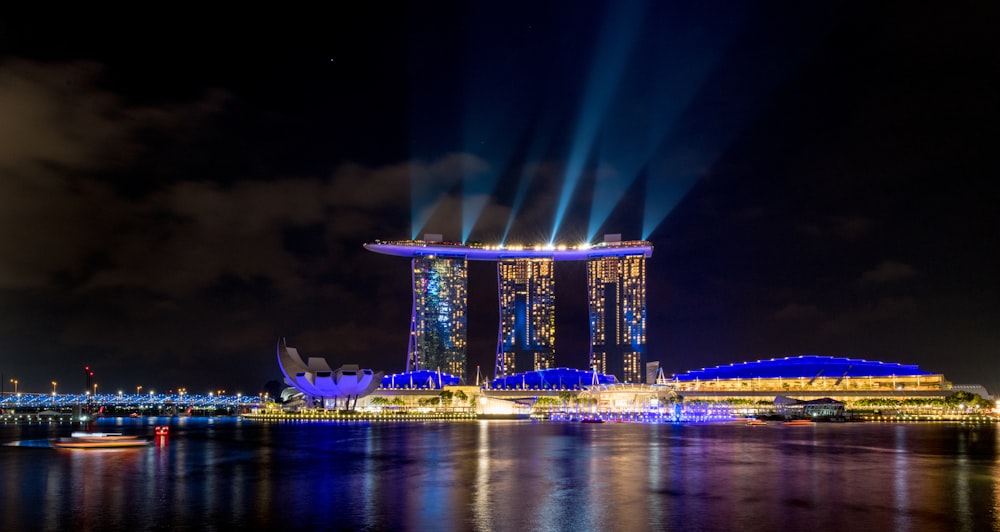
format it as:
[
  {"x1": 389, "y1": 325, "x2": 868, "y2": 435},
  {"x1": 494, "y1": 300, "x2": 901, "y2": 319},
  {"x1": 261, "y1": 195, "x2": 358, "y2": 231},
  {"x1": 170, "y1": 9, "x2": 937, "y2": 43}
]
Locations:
[{"x1": 1, "y1": 418, "x2": 998, "y2": 531}]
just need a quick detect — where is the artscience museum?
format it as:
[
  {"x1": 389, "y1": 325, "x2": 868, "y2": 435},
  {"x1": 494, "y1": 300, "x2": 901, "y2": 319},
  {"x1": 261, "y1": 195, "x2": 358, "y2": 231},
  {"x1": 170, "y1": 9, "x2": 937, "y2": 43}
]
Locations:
[{"x1": 276, "y1": 338, "x2": 383, "y2": 409}]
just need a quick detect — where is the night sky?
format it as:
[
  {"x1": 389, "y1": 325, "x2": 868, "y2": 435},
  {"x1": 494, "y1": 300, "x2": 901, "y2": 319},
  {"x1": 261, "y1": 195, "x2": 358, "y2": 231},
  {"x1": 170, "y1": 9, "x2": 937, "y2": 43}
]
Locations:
[{"x1": 1, "y1": 3, "x2": 997, "y2": 396}]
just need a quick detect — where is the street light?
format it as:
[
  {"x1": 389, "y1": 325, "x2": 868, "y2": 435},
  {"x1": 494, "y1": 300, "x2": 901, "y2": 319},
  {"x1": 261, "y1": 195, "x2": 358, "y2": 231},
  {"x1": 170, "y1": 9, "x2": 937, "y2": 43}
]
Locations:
[
  {"x1": 9, "y1": 379, "x2": 17, "y2": 394},
  {"x1": 51, "y1": 381, "x2": 57, "y2": 395},
  {"x1": 137, "y1": 385, "x2": 142, "y2": 395}
]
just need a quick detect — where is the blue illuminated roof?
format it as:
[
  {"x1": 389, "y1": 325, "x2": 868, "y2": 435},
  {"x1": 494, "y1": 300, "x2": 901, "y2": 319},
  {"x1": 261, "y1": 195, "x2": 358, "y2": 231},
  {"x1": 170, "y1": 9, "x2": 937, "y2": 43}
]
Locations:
[
  {"x1": 671, "y1": 355, "x2": 936, "y2": 381},
  {"x1": 364, "y1": 239, "x2": 652, "y2": 261},
  {"x1": 381, "y1": 370, "x2": 461, "y2": 389},
  {"x1": 489, "y1": 368, "x2": 616, "y2": 389}
]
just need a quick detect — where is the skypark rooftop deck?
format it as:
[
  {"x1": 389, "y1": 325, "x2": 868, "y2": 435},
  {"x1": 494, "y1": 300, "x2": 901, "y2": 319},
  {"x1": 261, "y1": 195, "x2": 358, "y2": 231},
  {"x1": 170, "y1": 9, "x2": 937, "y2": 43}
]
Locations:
[{"x1": 364, "y1": 238, "x2": 653, "y2": 261}]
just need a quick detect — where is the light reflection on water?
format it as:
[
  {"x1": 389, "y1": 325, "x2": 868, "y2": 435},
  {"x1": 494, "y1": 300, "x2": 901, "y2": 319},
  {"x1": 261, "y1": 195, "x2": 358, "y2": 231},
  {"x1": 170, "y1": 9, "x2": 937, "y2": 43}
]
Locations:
[{"x1": 1, "y1": 418, "x2": 998, "y2": 531}]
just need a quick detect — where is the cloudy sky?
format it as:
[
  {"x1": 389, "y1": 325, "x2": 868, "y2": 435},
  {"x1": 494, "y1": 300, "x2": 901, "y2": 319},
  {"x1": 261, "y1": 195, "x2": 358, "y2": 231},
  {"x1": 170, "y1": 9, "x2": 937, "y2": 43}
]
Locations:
[{"x1": 1, "y1": 3, "x2": 997, "y2": 396}]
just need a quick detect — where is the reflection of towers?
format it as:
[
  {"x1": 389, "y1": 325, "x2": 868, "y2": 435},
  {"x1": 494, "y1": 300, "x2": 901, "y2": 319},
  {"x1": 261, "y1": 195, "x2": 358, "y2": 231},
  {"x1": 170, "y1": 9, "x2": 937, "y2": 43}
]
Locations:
[
  {"x1": 495, "y1": 258, "x2": 556, "y2": 378},
  {"x1": 408, "y1": 255, "x2": 468, "y2": 378},
  {"x1": 588, "y1": 253, "x2": 647, "y2": 383}
]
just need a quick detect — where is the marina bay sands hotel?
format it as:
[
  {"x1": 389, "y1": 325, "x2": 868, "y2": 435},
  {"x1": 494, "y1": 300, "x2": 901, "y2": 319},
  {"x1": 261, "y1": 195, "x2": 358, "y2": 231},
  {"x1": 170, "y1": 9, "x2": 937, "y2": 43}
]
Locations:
[{"x1": 364, "y1": 234, "x2": 652, "y2": 383}]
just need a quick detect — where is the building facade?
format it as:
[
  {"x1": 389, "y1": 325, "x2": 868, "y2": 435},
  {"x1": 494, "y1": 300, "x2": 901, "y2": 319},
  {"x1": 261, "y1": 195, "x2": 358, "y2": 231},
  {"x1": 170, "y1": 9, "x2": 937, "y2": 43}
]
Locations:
[
  {"x1": 587, "y1": 252, "x2": 647, "y2": 383},
  {"x1": 408, "y1": 254, "x2": 468, "y2": 378},
  {"x1": 496, "y1": 258, "x2": 556, "y2": 377},
  {"x1": 667, "y1": 355, "x2": 951, "y2": 402}
]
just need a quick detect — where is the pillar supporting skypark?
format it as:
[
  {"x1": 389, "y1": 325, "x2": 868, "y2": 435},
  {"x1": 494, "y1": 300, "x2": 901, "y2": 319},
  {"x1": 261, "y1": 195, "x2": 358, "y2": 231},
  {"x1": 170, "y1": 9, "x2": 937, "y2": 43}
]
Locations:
[{"x1": 363, "y1": 234, "x2": 653, "y2": 384}]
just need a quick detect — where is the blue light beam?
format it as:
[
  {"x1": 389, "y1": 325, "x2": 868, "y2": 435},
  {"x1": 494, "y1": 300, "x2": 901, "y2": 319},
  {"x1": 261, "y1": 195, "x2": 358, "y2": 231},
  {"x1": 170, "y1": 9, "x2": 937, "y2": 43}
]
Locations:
[
  {"x1": 550, "y1": 0, "x2": 646, "y2": 244},
  {"x1": 640, "y1": 4, "x2": 838, "y2": 239},
  {"x1": 588, "y1": 6, "x2": 745, "y2": 241}
]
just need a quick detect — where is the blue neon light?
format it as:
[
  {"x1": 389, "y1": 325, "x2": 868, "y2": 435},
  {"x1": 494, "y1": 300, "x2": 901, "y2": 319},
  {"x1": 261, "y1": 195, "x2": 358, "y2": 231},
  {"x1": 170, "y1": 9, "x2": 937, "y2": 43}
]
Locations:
[
  {"x1": 671, "y1": 355, "x2": 934, "y2": 381},
  {"x1": 489, "y1": 368, "x2": 616, "y2": 390},
  {"x1": 365, "y1": 240, "x2": 652, "y2": 261},
  {"x1": 382, "y1": 370, "x2": 462, "y2": 389}
]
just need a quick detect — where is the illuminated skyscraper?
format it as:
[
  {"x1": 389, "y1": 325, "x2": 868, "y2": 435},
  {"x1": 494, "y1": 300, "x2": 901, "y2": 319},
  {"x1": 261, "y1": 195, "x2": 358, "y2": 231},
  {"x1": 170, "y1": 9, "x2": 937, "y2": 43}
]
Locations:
[
  {"x1": 364, "y1": 235, "x2": 651, "y2": 383},
  {"x1": 587, "y1": 239, "x2": 647, "y2": 383},
  {"x1": 408, "y1": 254, "x2": 468, "y2": 378},
  {"x1": 496, "y1": 258, "x2": 556, "y2": 377}
]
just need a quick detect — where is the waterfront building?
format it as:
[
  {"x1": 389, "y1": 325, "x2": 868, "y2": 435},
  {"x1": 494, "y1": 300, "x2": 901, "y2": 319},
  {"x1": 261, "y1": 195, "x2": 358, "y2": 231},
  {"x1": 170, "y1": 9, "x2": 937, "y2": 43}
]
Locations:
[
  {"x1": 666, "y1": 355, "x2": 951, "y2": 402},
  {"x1": 276, "y1": 338, "x2": 383, "y2": 409},
  {"x1": 364, "y1": 234, "x2": 653, "y2": 383},
  {"x1": 497, "y1": 258, "x2": 556, "y2": 376}
]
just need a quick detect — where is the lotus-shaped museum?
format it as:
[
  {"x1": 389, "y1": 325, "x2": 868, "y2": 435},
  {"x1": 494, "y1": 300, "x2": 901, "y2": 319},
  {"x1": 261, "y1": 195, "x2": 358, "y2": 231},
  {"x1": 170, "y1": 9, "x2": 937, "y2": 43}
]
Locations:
[{"x1": 277, "y1": 338, "x2": 383, "y2": 409}]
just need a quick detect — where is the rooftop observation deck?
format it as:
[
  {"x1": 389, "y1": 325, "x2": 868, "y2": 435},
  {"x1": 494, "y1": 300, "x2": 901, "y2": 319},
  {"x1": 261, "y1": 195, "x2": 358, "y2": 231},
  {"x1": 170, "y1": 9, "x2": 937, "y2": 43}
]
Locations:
[{"x1": 363, "y1": 238, "x2": 653, "y2": 261}]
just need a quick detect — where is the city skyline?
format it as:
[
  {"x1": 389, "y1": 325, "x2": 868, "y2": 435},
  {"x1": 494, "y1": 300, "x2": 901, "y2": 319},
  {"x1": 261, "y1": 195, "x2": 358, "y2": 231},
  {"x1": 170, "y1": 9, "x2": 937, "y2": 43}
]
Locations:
[{"x1": 0, "y1": 4, "x2": 998, "y2": 394}]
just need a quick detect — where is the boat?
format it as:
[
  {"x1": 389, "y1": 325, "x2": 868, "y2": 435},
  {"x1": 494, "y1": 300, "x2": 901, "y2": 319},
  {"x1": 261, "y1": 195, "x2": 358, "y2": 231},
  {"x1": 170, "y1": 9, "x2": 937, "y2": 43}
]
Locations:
[
  {"x1": 580, "y1": 417, "x2": 605, "y2": 424},
  {"x1": 782, "y1": 419, "x2": 814, "y2": 426},
  {"x1": 477, "y1": 413, "x2": 531, "y2": 420},
  {"x1": 52, "y1": 432, "x2": 151, "y2": 449},
  {"x1": 745, "y1": 419, "x2": 768, "y2": 426}
]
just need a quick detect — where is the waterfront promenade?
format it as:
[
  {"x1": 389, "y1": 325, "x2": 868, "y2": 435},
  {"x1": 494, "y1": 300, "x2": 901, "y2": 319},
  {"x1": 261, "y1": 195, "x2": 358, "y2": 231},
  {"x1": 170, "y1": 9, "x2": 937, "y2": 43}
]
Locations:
[{"x1": 3, "y1": 391, "x2": 996, "y2": 424}]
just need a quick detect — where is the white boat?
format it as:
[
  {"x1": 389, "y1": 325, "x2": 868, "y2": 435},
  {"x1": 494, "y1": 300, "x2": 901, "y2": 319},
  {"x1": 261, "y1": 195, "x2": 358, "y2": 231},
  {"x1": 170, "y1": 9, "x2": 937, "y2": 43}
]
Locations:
[{"x1": 52, "y1": 432, "x2": 151, "y2": 449}]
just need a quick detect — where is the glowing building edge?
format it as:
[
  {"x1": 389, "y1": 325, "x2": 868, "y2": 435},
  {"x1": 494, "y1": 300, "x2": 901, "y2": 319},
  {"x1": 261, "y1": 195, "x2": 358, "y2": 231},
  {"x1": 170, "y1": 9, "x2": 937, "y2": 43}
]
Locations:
[{"x1": 363, "y1": 239, "x2": 652, "y2": 261}]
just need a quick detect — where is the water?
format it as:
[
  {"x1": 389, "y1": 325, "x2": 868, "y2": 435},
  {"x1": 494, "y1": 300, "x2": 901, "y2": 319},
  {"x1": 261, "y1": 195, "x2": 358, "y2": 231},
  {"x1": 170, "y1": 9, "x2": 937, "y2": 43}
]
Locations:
[{"x1": 1, "y1": 418, "x2": 998, "y2": 531}]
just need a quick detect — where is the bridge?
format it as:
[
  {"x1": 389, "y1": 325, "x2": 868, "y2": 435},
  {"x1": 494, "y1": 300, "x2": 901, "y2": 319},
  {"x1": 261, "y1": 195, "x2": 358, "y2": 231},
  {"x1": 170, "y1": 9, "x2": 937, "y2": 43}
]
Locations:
[{"x1": 0, "y1": 392, "x2": 262, "y2": 418}]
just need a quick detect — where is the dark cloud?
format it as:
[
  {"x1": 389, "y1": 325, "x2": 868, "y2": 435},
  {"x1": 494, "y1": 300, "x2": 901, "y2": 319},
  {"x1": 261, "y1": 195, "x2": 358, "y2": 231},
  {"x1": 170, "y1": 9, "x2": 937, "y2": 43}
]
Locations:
[
  {"x1": 860, "y1": 260, "x2": 917, "y2": 285},
  {"x1": 775, "y1": 303, "x2": 824, "y2": 321},
  {"x1": 819, "y1": 297, "x2": 919, "y2": 337},
  {"x1": 797, "y1": 215, "x2": 875, "y2": 241}
]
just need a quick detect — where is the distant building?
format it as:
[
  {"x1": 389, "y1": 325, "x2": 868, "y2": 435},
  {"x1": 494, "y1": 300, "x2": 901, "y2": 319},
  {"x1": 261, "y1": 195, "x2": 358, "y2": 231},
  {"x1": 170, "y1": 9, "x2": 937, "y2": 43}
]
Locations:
[{"x1": 951, "y1": 384, "x2": 994, "y2": 401}]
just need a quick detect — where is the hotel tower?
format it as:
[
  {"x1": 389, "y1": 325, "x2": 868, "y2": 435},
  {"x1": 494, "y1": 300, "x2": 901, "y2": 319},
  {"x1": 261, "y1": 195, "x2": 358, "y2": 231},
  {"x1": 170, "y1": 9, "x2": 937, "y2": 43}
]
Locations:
[
  {"x1": 587, "y1": 250, "x2": 647, "y2": 383},
  {"x1": 497, "y1": 258, "x2": 556, "y2": 377},
  {"x1": 406, "y1": 239, "x2": 468, "y2": 378}
]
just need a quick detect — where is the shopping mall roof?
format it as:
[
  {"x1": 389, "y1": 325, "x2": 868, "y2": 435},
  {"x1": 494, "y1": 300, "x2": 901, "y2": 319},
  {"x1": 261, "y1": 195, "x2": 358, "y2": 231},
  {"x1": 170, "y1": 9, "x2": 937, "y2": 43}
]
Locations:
[
  {"x1": 381, "y1": 370, "x2": 462, "y2": 389},
  {"x1": 489, "y1": 368, "x2": 616, "y2": 390},
  {"x1": 670, "y1": 355, "x2": 936, "y2": 382}
]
